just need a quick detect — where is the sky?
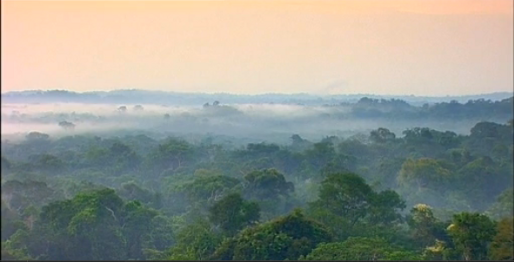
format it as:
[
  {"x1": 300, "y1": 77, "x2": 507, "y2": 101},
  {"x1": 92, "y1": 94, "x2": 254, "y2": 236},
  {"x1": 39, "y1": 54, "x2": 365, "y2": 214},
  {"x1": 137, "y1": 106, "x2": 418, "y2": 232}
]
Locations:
[{"x1": 2, "y1": 0, "x2": 513, "y2": 96}]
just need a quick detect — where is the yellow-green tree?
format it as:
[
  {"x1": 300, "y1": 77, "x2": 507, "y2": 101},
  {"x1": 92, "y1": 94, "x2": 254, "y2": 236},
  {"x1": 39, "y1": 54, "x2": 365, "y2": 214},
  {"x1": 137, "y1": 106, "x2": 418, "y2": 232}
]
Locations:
[{"x1": 489, "y1": 217, "x2": 513, "y2": 260}]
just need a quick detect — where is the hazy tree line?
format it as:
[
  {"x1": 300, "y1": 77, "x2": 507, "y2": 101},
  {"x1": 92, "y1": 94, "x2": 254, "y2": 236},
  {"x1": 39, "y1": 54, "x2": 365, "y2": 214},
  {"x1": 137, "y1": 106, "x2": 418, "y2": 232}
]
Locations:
[
  {"x1": 3, "y1": 89, "x2": 512, "y2": 106},
  {"x1": 4, "y1": 96, "x2": 513, "y2": 124},
  {"x1": 2, "y1": 96, "x2": 512, "y2": 148},
  {"x1": 1, "y1": 117, "x2": 512, "y2": 260}
]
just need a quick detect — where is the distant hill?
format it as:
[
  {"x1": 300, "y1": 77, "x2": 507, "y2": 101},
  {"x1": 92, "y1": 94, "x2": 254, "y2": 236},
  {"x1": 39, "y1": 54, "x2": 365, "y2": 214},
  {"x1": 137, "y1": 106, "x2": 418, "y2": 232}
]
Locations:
[{"x1": 2, "y1": 89, "x2": 512, "y2": 106}]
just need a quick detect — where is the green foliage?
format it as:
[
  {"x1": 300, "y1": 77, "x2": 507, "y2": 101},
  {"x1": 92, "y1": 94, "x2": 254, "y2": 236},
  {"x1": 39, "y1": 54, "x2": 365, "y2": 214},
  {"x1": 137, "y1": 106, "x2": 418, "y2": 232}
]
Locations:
[
  {"x1": 1, "y1": 200, "x2": 26, "y2": 241},
  {"x1": 488, "y1": 217, "x2": 513, "y2": 260},
  {"x1": 406, "y1": 204, "x2": 441, "y2": 248},
  {"x1": 486, "y1": 188, "x2": 514, "y2": 220},
  {"x1": 447, "y1": 212, "x2": 497, "y2": 260},
  {"x1": 300, "y1": 237, "x2": 422, "y2": 260},
  {"x1": 5, "y1": 189, "x2": 164, "y2": 260},
  {"x1": 243, "y1": 168, "x2": 294, "y2": 201},
  {"x1": 117, "y1": 181, "x2": 162, "y2": 209},
  {"x1": 121, "y1": 200, "x2": 159, "y2": 259},
  {"x1": 1, "y1": 240, "x2": 31, "y2": 260},
  {"x1": 211, "y1": 209, "x2": 332, "y2": 260},
  {"x1": 180, "y1": 175, "x2": 241, "y2": 208},
  {"x1": 1, "y1": 180, "x2": 59, "y2": 215},
  {"x1": 313, "y1": 173, "x2": 374, "y2": 223},
  {"x1": 369, "y1": 127, "x2": 396, "y2": 144},
  {"x1": 168, "y1": 218, "x2": 222, "y2": 260},
  {"x1": 1, "y1": 118, "x2": 512, "y2": 261},
  {"x1": 147, "y1": 138, "x2": 194, "y2": 175},
  {"x1": 368, "y1": 189, "x2": 406, "y2": 226},
  {"x1": 308, "y1": 172, "x2": 405, "y2": 241},
  {"x1": 398, "y1": 158, "x2": 453, "y2": 191},
  {"x1": 208, "y1": 193, "x2": 260, "y2": 236},
  {"x1": 141, "y1": 215, "x2": 176, "y2": 253},
  {"x1": 456, "y1": 157, "x2": 511, "y2": 210}
]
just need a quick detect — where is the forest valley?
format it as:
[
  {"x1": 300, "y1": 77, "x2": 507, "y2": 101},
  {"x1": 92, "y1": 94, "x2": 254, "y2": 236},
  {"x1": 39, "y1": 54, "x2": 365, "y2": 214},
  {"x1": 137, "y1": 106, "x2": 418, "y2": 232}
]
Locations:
[{"x1": 1, "y1": 114, "x2": 513, "y2": 260}]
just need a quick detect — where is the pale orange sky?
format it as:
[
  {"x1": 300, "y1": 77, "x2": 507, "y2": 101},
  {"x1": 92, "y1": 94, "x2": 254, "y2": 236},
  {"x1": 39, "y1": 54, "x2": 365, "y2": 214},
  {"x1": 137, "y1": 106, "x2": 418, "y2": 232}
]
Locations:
[{"x1": 2, "y1": 0, "x2": 513, "y2": 95}]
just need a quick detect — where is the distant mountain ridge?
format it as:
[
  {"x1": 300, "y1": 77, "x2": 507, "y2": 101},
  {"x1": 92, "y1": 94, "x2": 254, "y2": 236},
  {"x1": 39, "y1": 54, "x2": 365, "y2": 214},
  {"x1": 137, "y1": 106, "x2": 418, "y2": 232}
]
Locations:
[{"x1": 2, "y1": 89, "x2": 513, "y2": 106}]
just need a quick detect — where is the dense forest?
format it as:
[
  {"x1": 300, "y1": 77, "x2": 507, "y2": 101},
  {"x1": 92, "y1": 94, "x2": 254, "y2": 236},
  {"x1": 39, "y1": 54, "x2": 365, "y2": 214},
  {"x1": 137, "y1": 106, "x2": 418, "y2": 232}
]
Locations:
[{"x1": 1, "y1": 96, "x2": 513, "y2": 260}]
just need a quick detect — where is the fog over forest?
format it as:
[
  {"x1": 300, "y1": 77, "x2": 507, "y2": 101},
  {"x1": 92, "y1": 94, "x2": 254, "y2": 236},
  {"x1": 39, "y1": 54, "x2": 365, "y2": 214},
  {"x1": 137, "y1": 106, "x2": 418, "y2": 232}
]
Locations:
[
  {"x1": 1, "y1": 89, "x2": 513, "y2": 261},
  {"x1": 3, "y1": 0, "x2": 513, "y2": 259},
  {"x1": 2, "y1": 90, "x2": 512, "y2": 143}
]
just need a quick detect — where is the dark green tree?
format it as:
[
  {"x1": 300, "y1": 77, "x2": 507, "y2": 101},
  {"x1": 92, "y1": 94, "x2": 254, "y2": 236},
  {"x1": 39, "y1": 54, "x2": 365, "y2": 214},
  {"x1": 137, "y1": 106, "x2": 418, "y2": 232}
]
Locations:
[
  {"x1": 211, "y1": 209, "x2": 332, "y2": 260},
  {"x1": 208, "y1": 193, "x2": 260, "y2": 236},
  {"x1": 447, "y1": 212, "x2": 497, "y2": 260}
]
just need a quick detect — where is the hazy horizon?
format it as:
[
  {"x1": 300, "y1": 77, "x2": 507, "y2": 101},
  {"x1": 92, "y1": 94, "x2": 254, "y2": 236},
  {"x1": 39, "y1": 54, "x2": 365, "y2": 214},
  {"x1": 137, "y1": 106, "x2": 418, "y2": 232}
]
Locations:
[
  {"x1": 3, "y1": 88, "x2": 513, "y2": 97},
  {"x1": 2, "y1": 0, "x2": 513, "y2": 96}
]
